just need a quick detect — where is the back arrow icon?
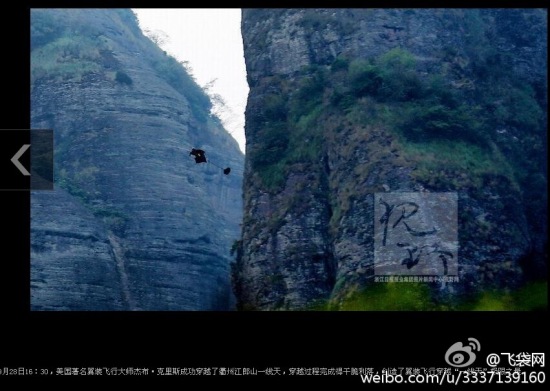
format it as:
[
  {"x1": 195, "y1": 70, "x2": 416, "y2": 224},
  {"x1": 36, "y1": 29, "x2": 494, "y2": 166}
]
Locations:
[{"x1": 11, "y1": 144, "x2": 31, "y2": 176}]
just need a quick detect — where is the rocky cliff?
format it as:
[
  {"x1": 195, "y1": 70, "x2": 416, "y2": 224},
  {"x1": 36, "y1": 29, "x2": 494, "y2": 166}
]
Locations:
[
  {"x1": 31, "y1": 9, "x2": 243, "y2": 310},
  {"x1": 234, "y1": 9, "x2": 547, "y2": 310}
]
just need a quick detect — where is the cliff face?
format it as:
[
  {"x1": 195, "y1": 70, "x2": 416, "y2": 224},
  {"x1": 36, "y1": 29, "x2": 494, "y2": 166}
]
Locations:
[
  {"x1": 235, "y1": 9, "x2": 547, "y2": 310},
  {"x1": 31, "y1": 9, "x2": 243, "y2": 310}
]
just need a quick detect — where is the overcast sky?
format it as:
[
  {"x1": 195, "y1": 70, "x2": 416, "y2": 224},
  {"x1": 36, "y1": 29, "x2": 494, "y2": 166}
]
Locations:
[{"x1": 133, "y1": 9, "x2": 249, "y2": 154}]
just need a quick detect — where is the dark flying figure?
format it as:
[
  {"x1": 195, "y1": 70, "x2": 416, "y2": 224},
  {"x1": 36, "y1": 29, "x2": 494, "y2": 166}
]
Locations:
[{"x1": 189, "y1": 148, "x2": 231, "y2": 175}]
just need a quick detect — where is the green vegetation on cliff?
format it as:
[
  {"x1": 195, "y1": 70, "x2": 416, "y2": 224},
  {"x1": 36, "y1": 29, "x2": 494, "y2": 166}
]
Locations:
[
  {"x1": 250, "y1": 38, "x2": 545, "y2": 198},
  {"x1": 307, "y1": 281, "x2": 548, "y2": 311},
  {"x1": 238, "y1": 9, "x2": 547, "y2": 311},
  {"x1": 31, "y1": 9, "x2": 211, "y2": 122}
]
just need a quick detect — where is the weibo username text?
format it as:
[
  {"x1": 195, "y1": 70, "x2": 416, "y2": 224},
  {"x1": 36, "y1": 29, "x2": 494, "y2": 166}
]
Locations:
[{"x1": 360, "y1": 369, "x2": 545, "y2": 385}]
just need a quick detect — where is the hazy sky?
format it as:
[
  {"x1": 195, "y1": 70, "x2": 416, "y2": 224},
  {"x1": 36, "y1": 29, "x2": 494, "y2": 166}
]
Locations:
[{"x1": 133, "y1": 9, "x2": 249, "y2": 154}]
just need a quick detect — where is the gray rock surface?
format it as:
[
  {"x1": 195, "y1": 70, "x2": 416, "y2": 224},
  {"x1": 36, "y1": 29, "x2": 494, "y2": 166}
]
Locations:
[
  {"x1": 31, "y1": 189, "x2": 125, "y2": 310},
  {"x1": 235, "y1": 9, "x2": 547, "y2": 310},
  {"x1": 31, "y1": 9, "x2": 243, "y2": 310}
]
